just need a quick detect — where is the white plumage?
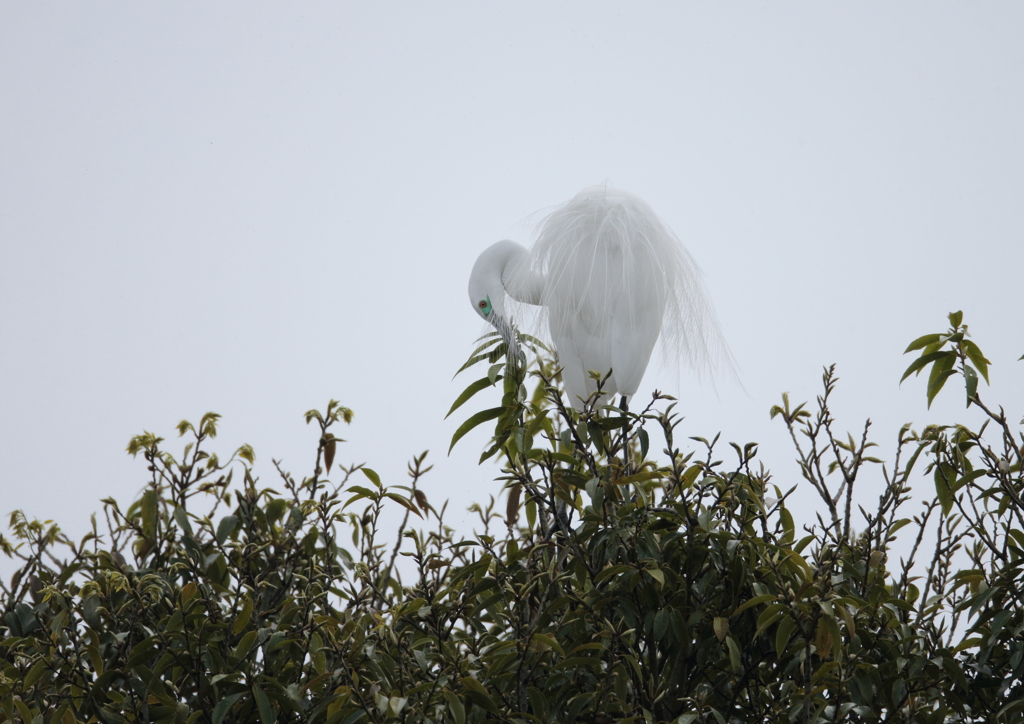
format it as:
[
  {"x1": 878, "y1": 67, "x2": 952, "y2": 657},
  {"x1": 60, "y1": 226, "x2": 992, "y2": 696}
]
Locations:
[{"x1": 468, "y1": 186, "x2": 730, "y2": 409}]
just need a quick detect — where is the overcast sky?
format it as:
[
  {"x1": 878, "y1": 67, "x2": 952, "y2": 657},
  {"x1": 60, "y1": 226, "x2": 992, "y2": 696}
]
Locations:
[{"x1": 2, "y1": 4, "x2": 1022, "y2": 562}]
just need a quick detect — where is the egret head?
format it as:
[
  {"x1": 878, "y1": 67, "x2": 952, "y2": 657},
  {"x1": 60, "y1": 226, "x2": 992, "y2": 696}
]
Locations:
[
  {"x1": 472, "y1": 294, "x2": 496, "y2": 321},
  {"x1": 468, "y1": 241, "x2": 522, "y2": 361}
]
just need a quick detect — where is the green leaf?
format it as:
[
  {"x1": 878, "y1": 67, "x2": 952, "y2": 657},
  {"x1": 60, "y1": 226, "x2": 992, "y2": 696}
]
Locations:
[
  {"x1": 127, "y1": 635, "x2": 158, "y2": 668},
  {"x1": 820, "y1": 612, "x2": 843, "y2": 659},
  {"x1": 948, "y1": 310, "x2": 963, "y2": 328},
  {"x1": 266, "y1": 498, "x2": 287, "y2": 524},
  {"x1": 23, "y1": 658, "x2": 47, "y2": 689},
  {"x1": 530, "y1": 633, "x2": 565, "y2": 656},
  {"x1": 173, "y1": 506, "x2": 193, "y2": 536},
  {"x1": 954, "y1": 468, "x2": 987, "y2": 493},
  {"x1": 527, "y1": 688, "x2": 548, "y2": 722},
  {"x1": 322, "y1": 434, "x2": 336, "y2": 474},
  {"x1": 732, "y1": 594, "x2": 777, "y2": 618},
  {"x1": 962, "y1": 339, "x2": 991, "y2": 383},
  {"x1": 448, "y1": 407, "x2": 505, "y2": 454},
  {"x1": 385, "y1": 492, "x2": 423, "y2": 518},
  {"x1": 754, "y1": 604, "x2": 786, "y2": 638},
  {"x1": 460, "y1": 676, "x2": 499, "y2": 714},
  {"x1": 211, "y1": 700, "x2": 243, "y2": 724},
  {"x1": 904, "y1": 333, "x2": 942, "y2": 353},
  {"x1": 595, "y1": 564, "x2": 633, "y2": 584},
  {"x1": 454, "y1": 344, "x2": 502, "y2": 377},
  {"x1": 233, "y1": 596, "x2": 253, "y2": 635},
  {"x1": 900, "y1": 350, "x2": 953, "y2": 384},
  {"x1": 216, "y1": 515, "x2": 238, "y2": 545},
  {"x1": 645, "y1": 567, "x2": 665, "y2": 587},
  {"x1": 638, "y1": 428, "x2": 649, "y2": 461},
  {"x1": 593, "y1": 416, "x2": 627, "y2": 431},
  {"x1": 964, "y1": 365, "x2": 978, "y2": 406},
  {"x1": 141, "y1": 488, "x2": 158, "y2": 540},
  {"x1": 13, "y1": 699, "x2": 34, "y2": 724},
  {"x1": 361, "y1": 468, "x2": 381, "y2": 487},
  {"x1": 903, "y1": 441, "x2": 927, "y2": 479},
  {"x1": 446, "y1": 377, "x2": 496, "y2": 419},
  {"x1": 681, "y1": 465, "x2": 701, "y2": 490},
  {"x1": 612, "y1": 470, "x2": 662, "y2": 486},
  {"x1": 548, "y1": 451, "x2": 579, "y2": 466},
  {"x1": 775, "y1": 615, "x2": 797, "y2": 657},
  {"x1": 234, "y1": 630, "x2": 258, "y2": 659},
  {"x1": 779, "y1": 507, "x2": 794, "y2": 544},
  {"x1": 180, "y1": 581, "x2": 197, "y2": 605},
  {"x1": 253, "y1": 685, "x2": 276, "y2": 724},
  {"x1": 443, "y1": 691, "x2": 466, "y2": 724},
  {"x1": 926, "y1": 352, "x2": 957, "y2": 408},
  {"x1": 935, "y1": 462, "x2": 957, "y2": 515},
  {"x1": 725, "y1": 635, "x2": 742, "y2": 673}
]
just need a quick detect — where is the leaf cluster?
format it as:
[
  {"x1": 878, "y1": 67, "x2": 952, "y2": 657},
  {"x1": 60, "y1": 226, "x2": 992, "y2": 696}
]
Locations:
[{"x1": 1, "y1": 315, "x2": 1023, "y2": 723}]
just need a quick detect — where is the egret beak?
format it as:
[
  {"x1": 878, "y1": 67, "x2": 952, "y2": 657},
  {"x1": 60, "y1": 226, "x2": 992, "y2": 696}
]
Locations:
[{"x1": 491, "y1": 313, "x2": 526, "y2": 366}]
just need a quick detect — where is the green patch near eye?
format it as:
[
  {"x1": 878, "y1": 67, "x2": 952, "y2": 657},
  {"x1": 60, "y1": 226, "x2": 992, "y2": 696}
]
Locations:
[{"x1": 478, "y1": 297, "x2": 492, "y2": 316}]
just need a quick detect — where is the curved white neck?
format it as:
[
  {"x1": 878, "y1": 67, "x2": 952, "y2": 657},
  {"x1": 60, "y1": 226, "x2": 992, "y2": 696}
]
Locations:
[
  {"x1": 473, "y1": 239, "x2": 548, "y2": 305},
  {"x1": 484, "y1": 240, "x2": 545, "y2": 306}
]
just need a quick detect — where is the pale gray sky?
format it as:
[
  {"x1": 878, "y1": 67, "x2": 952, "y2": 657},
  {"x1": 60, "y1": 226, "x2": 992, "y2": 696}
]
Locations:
[{"x1": 1, "y1": 4, "x2": 1022, "y2": 552}]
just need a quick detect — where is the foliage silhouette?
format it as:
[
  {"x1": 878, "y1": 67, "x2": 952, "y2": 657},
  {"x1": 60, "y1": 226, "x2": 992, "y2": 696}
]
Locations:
[{"x1": 1, "y1": 312, "x2": 1022, "y2": 723}]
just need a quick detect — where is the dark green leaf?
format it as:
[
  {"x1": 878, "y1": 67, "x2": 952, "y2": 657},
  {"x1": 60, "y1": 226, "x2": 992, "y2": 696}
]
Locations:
[
  {"x1": 23, "y1": 658, "x2": 47, "y2": 689},
  {"x1": 127, "y1": 635, "x2": 159, "y2": 668},
  {"x1": 234, "y1": 630, "x2": 258, "y2": 659},
  {"x1": 253, "y1": 685, "x2": 276, "y2": 724},
  {"x1": 732, "y1": 594, "x2": 777, "y2": 617},
  {"x1": 13, "y1": 699, "x2": 33, "y2": 724},
  {"x1": 443, "y1": 691, "x2": 466, "y2": 724},
  {"x1": 233, "y1": 597, "x2": 253, "y2": 635},
  {"x1": 446, "y1": 377, "x2": 497, "y2": 419},
  {"x1": 460, "y1": 676, "x2": 499, "y2": 714},
  {"x1": 962, "y1": 339, "x2": 991, "y2": 383},
  {"x1": 775, "y1": 615, "x2": 797, "y2": 657},
  {"x1": 754, "y1": 604, "x2": 786, "y2": 638},
  {"x1": 953, "y1": 468, "x2": 987, "y2": 493},
  {"x1": 323, "y1": 434, "x2": 337, "y2": 474},
  {"x1": 216, "y1": 515, "x2": 238, "y2": 545},
  {"x1": 926, "y1": 352, "x2": 957, "y2": 408},
  {"x1": 449, "y1": 407, "x2": 505, "y2": 454},
  {"x1": 904, "y1": 333, "x2": 942, "y2": 353},
  {"x1": 725, "y1": 635, "x2": 742, "y2": 673},
  {"x1": 964, "y1": 364, "x2": 978, "y2": 406},
  {"x1": 453, "y1": 343, "x2": 502, "y2": 377},
  {"x1": 900, "y1": 350, "x2": 954, "y2": 384},
  {"x1": 141, "y1": 488, "x2": 158, "y2": 539},
  {"x1": 385, "y1": 492, "x2": 423, "y2": 518},
  {"x1": 612, "y1": 470, "x2": 661, "y2": 486},
  {"x1": 820, "y1": 612, "x2": 843, "y2": 659},
  {"x1": 212, "y1": 695, "x2": 244, "y2": 724},
  {"x1": 935, "y1": 462, "x2": 956, "y2": 515},
  {"x1": 173, "y1": 506, "x2": 193, "y2": 536},
  {"x1": 779, "y1": 507, "x2": 794, "y2": 544}
]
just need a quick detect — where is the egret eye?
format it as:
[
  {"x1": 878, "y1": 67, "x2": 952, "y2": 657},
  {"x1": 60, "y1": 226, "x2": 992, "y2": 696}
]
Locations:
[{"x1": 478, "y1": 297, "x2": 492, "y2": 316}]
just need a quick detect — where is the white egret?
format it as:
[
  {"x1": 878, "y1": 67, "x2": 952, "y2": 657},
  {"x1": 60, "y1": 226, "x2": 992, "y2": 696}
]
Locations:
[{"x1": 468, "y1": 185, "x2": 731, "y2": 410}]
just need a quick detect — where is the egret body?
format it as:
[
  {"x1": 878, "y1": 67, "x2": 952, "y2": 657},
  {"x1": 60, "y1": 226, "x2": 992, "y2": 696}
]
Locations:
[{"x1": 468, "y1": 186, "x2": 729, "y2": 409}]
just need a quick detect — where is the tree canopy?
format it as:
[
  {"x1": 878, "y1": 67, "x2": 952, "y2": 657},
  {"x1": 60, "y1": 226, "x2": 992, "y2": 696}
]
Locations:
[{"x1": 2, "y1": 311, "x2": 1022, "y2": 724}]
